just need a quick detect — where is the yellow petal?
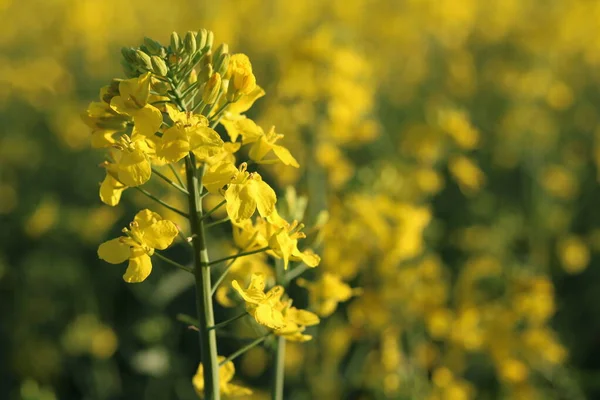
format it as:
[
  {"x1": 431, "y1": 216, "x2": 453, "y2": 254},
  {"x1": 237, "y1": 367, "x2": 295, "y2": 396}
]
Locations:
[
  {"x1": 189, "y1": 126, "x2": 225, "y2": 161},
  {"x1": 98, "y1": 238, "x2": 131, "y2": 264},
  {"x1": 123, "y1": 253, "x2": 152, "y2": 283},
  {"x1": 143, "y1": 220, "x2": 178, "y2": 250},
  {"x1": 134, "y1": 209, "x2": 161, "y2": 229},
  {"x1": 226, "y1": 86, "x2": 265, "y2": 115},
  {"x1": 219, "y1": 359, "x2": 236, "y2": 383},
  {"x1": 158, "y1": 126, "x2": 189, "y2": 163},
  {"x1": 295, "y1": 248, "x2": 320, "y2": 268},
  {"x1": 117, "y1": 149, "x2": 151, "y2": 187},
  {"x1": 253, "y1": 303, "x2": 285, "y2": 329},
  {"x1": 120, "y1": 73, "x2": 151, "y2": 106},
  {"x1": 203, "y1": 161, "x2": 238, "y2": 194},
  {"x1": 291, "y1": 309, "x2": 320, "y2": 326},
  {"x1": 235, "y1": 118, "x2": 263, "y2": 144},
  {"x1": 231, "y1": 280, "x2": 264, "y2": 304},
  {"x1": 272, "y1": 144, "x2": 300, "y2": 168},
  {"x1": 222, "y1": 383, "x2": 253, "y2": 397},
  {"x1": 248, "y1": 177, "x2": 276, "y2": 218},
  {"x1": 225, "y1": 183, "x2": 257, "y2": 222},
  {"x1": 248, "y1": 136, "x2": 272, "y2": 162},
  {"x1": 100, "y1": 175, "x2": 126, "y2": 206},
  {"x1": 132, "y1": 105, "x2": 163, "y2": 137}
]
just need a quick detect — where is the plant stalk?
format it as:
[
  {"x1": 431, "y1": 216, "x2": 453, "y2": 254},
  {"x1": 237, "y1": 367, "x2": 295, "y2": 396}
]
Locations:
[{"x1": 185, "y1": 154, "x2": 220, "y2": 400}]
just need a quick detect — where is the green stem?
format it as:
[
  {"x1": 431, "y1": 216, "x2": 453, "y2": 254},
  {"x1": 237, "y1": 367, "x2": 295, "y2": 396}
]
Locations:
[
  {"x1": 176, "y1": 313, "x2": 199, "y2": 328},
  {"x1": 200, "y1": 199, "x2": 226, "y2": 222},
  {"x1": 152, "y1": 167, "x2": 189, "y2": 195},
  {"x1": 205, "y1": 216, "x2": 230, "y2": 229},
  {"x1": 219, "y1": 334, "x2": 271, "y2": 366},
  {"x1": 207, "y1": 312, "x2": 248, "y2": 331},
  {"x1": 207, "y1": 247, "x2": 270, "y2": 266},
  {"x1": 168, "y1": 163, "x2": 186, "y2": 188},
  {"x1": 133, "y1": 186, "x2": 189, "y2": 218},
  {"x1": 153, "y1": 252, "x2": 193, "y2": 273},
  {"x1": 211, "y1": 251, "x2": 242, "y2": 295},
  {"x1": 284, "y1": 264, "x2": 309, "y2": 283},
  {"x1": 272, "y1": 259, "x2": 286, "y2": 400},
  {"x1": 185, "y1": 154, "x2": 220, "y2": 400},
  {"x1": 272, "y1": 336, "x2": 286, "y2": 400}
]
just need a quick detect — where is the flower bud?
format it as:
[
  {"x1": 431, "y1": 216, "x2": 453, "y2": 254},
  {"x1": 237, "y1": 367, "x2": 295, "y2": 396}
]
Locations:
[
  {"x1": 121, "y1": 60, "x2": 138, "y2": 78},
  {"x1": 213, "y1": 43, "x2": 229, "y2": 63},
  {"x1": 197, "y1": 28, "x2": 208, "y2": 51},
  {"x1": 184, "y1": 31, "x2": 197, "y2": 54},
  {"x1": 135, "y1": 50, "x2": 153, "y2": 71},
  {"x1": 170, "y1": 32, "x2": 182, "y2": 54},
  {"x1": 151, "y1": 56, "x2": 168, "y2": 76},
  {"x1": 121, "y1": 47, "x2": 137, "y2": 63},
  {"x1": 206, "y1": 31, "x2": 214, "y2": 51},
  {"x1": 202, "y1": 73, "x2": 221, "y2": 104},
  {"x1": 198, "y1": 64, "x2": 213, "y2": 84},
  {"x1": 215, "y1": 53, "x2": 230, "y2": 77},
  {"x1": 144, "y1": 37, "x2": 163, "y2": 56},
  {"x1": 232, "y1": 69, "x2": 256, "y2": 95},
  {"x1": 188, "y1": 68, "x2": 198, "y2": 85}
]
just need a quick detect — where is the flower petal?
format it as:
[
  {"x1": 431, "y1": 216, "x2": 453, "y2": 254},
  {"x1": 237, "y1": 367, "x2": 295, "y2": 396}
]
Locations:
[
  {"x1": 123, "y1": 253, "x2": 152, "y2": 283},
  {"x1": 132, "y1": 105, "x2": 163, "y2": 137},
  {"x1": 143, "y1": 220, "x2": 178, "y2": 250},
  {"x1": 98, "y1": 238, "x2": 131, "y2": 264},
  {"x1": 117, "y1": 149, "x2": 151, "y2": 187},
  {"x1": 100, "y1": 175, "x2": 126, "y2": 206}
]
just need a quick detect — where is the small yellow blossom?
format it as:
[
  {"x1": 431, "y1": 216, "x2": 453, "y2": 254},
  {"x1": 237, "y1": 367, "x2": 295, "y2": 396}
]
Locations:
[
  {"x1": 267, "y1": 219, "x2": 320, "y2": 270},
  {"x1": 158, "y1": 105, "x2": 224, "y2": 163},
  {"x1": 274, "y1": 301, "x2": 320, "y2": 342},
  {"x1": 193, "y1": 356, "x2": 252, "y2": 398},
  {"x1": 224, "y1": 165, "x2": 277, "y2": 223},
  {"x1": 100, "y1": 135, "x2": 152, "y2": 206},
  {"x1": 297, "y1": 272, "x2": 361, "y2": 317},
  {"x1": 98, "y1": 209, "x2": 178, "y2": 283},
  {"x1": 110, "y1": 72, "x2": 163, "y2": 138},
  {"x1": 231, "y1": 273, "x2": 285, "y2": 329},
  {"x1": 557, "y1": 235, "x2": 590, "y2": 274},
  {"x1": 82, "y1": 86, "x2": 130, "y2": 148},
  {"x1": 227, "y1": 53, "x2": 257, "y2": 97},
  {"x1": 232, "y1": 118, "x2": 299, "y2": 167}
]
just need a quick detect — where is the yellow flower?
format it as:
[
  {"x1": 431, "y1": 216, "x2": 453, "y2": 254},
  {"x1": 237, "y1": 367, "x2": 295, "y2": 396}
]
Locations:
[
  {"x1": 82, "y1": 86, "x2": 130, "y2": 148},
  {"x1": 274, "y1": 301, "x2": 320, "y2": 342},
  {"x1": 267, "y1": 218, "x2": 320, "y2": 270},
  {"x1": 158, "y1": 105, "x2": 224, "y2": 163},
  {"x1": 99, "y1": 135, "x2": 152, "y2": 206},
  {"x1": 110, "y1": 72, "x2": 163, "y2": 138},
  {"x1": 224, "y1": 165, "x2": 277, "y2": 223},
  {"x1": 193, "y1": 356, "x2": 252, "y2": 398},
  {"x1": 231, "y1": 273, "x2": 285, "y2": 329},
  {"x1": 557, "y1": 235, "x2": 590, "y2": 274},
  {"x1": 97, "y1": 209, "x2": 178, "y2": 283},
  {"x1": 297, "y1": 272, "x2": 361, "y2": 317},
  {"x1": 227, "y1": 53, "x2": 257, "y2": 97}
]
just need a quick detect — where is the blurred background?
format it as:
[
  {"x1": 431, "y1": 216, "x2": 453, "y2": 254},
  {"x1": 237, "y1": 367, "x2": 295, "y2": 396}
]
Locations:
[{"x1": 3, "y1": 0, "x2": 600, "y2": 399}]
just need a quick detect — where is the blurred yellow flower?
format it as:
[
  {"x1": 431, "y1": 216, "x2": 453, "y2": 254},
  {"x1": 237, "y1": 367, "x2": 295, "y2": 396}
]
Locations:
[
  {"x1": 557, "y1": 235, "x2": 590, "y2": 274},
  {"x1": 98, "y1": 209, "x2": 178, "y2": 282},
  {"x1": 297, "y1": 272, "x2": 361, "y2": 317},
  {"x1": 193, "y1": 356, "x2": 252, "y2": 398},
  {"x1": 231, "y1": 273, "x2": 285, "y2": 329},
  {"x1": 110, "y1": 73, "x2": 163, "y2": 138}
]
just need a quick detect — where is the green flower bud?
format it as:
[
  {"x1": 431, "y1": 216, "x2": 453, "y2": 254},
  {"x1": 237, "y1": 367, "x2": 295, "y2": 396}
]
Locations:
[
  {"x1": 202, "y1": 73, "x2": 222, "y2": 105},
  {"x1": 206, "y1": 31, "x2": 214, "y2": 51},
  {"x1": 121, "y1": 60, "x2": 138, "y2": 78},
  {"x1": 170, "y1": 32, "x2": 181, "y2": 54},
  {"x1": 151, "y1": 56, "x2": 168, "y2": 76},
  {"x1": 152, "y1": 80, "x2": 170, "y2": 96},
  {"x1": 184, "y1": 31, "x2": 197, "y2": 54},
  {"x1": 144, "y1": 37, "x2": 163, "y2": 56},
  {"x1": 121, "y1": 47, "x2": 137, "y2": 64},
  {"x1": 198, "y1": 64, "x2": 213, "y2": 84},
  {"x1": 213, "y1": 43, "x2": 229, "y2": 62},
  {"x1": 197, "y1": 28, "x2": 208, "y2": 51},
  {"x1": 215, "y1": 53, "x2": 230, "y2": 77},
  {"x1": 135, "y1": 50, "x2": 153, "y2": 71}
]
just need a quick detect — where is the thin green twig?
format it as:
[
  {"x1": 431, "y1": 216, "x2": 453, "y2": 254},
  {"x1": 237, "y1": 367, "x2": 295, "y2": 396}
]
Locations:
[
  {"x1": 154, "y1": 252, "x2": 193, "y2": 273},
  {"x1": 207, "y1": 247, "x2": 270, "y2": 267},
  {"x1": 219, "y1": 334, "x2": 271, "y2": 366},
  {"x1": 207, "y1": 312, "x2": 248, "y2": 331},
  {"x1": 133, "y1": 186, "x2": 189, "y2": 218},
  {"x1": 152, "y1": 167, "x2": 189, "y2": 195}
]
